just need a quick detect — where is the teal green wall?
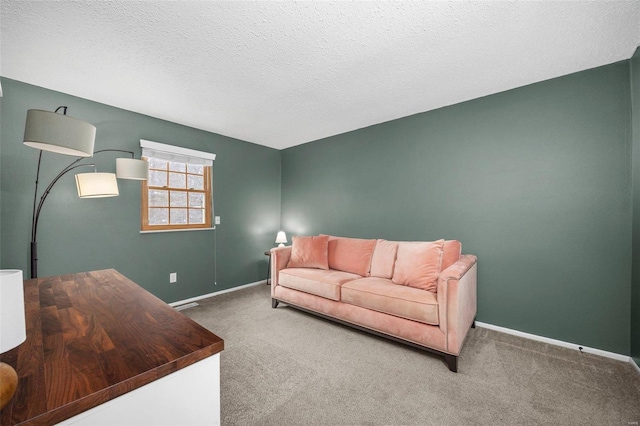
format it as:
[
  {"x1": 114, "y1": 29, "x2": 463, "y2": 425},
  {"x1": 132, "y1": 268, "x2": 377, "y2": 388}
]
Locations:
[
  {"x1": 281, "y1": 62, "x2": 633, "y2": 355},
  {"x1": 631, "y1": 48, "x2": 640, "y2": 368},
  {"x1": 2, "y1": 59, "x2": 637, "y2": 358},
  {"x1": 0, "y1": 78, "x2": 281, "y2": 303}
]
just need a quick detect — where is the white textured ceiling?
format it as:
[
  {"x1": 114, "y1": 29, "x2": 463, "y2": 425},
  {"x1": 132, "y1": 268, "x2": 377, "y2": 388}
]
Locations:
[{"x1": 2, "y1": 1, "x2": 640, "y2": 150}]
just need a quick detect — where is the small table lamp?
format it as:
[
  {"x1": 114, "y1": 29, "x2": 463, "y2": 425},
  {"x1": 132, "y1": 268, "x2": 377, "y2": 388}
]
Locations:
[
  {"x1": 275, "y1": 231, "x2": 288, "y2": 248},
  {"x1": 0, "y1": 270, "x2": 26, "y2": 410}
]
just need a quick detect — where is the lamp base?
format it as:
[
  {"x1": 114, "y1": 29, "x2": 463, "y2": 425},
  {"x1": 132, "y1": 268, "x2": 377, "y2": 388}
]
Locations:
[
  {"x1": 0, "y1": 362, "x2": 18, "y2": 410},
  {"x1": 278, "y1": 243, "x2": 285, "y2": 248}
]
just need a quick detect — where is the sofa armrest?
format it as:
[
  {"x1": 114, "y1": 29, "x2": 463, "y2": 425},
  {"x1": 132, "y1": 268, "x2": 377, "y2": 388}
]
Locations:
[
  {"x1": 270, "y1": 246, "x2": 292, "y2": 296},
  {"x1": 437, "y1": 254, "x2": 477, "y2": 354}
]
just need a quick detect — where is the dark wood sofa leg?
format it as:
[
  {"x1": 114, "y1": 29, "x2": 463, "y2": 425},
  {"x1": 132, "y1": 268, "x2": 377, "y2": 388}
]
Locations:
[
  {"x1": 271, "y1": 298, "x2": 279, "y2": 309},
  {"x1": 444, "y1": 354, "x2": 458, "y2": 372}
]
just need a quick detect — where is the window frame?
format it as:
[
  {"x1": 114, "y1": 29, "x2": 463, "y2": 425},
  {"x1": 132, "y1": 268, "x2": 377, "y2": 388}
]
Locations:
[
  {"x1": 139, "y1": 140, "x2": 215, "y2": 233},
  {"x1": 141, "y1": 159, "x2": 212, "y2": 231}
]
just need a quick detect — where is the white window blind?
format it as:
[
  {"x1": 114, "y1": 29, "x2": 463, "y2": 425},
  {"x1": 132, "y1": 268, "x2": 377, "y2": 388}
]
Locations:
[{"x1": 140, "y1": 139, "x2": 216, "y2": 166}]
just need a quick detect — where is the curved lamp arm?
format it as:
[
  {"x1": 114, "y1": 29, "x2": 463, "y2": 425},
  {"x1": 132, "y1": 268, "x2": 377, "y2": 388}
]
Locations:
[
  {"x1": 32, "y1": 161, "x2": 96, "y2": 243},
  {"x1": 29, "y1": 152, "x2": 97, "y2": 279},
  {"x1": 29, "y1": 149, "x2": 135, "y2": 278}
]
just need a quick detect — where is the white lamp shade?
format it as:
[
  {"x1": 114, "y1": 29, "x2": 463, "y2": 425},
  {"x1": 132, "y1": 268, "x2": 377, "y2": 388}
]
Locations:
[
  {"x1": 23, "y1": 109, "x2": 96, "y2": 157},
  {"x1": 0, "y1": 270, "x2": 26, "y2": 353},
  {"x1": 116, "y1": 158, "x2": 148, "y2": 180},
  {"x1": 75, "y1": 173, "x2": 119, "y2": 198},
  {"x1": 275, "y1": 231, "x2": 287, "y2": 244}
]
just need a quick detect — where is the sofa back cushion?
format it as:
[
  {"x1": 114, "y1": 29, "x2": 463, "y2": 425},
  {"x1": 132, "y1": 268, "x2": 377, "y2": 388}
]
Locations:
[
  {"x1": 370, "y1": 240, "x2": 399, "y2": 279},
  {"x1": 442, "y1": 240, "x2": 462, "y2": 271},
  {"x1": 392, "y1": 239, "x2": 444, "y2": 293},
  {"x1": 287, "y1": 235, "x2": 329, "y2": 270},
  {"x1": 323, "y1": 235, "x2": 377, "y2": 277}
]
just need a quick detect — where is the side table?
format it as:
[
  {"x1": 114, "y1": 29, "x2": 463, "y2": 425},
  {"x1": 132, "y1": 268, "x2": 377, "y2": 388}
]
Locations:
[{"x1": 264, "y1": 250, "x2": 271, "y2": 285}]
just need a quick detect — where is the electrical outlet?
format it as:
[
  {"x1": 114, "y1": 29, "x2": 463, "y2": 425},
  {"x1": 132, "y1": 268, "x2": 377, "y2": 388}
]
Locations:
[
  {"x1": 170, "y1": 273, "x2": 177, "y2": 283},
  {"x1": 215, "y1": 216, "x2": 220, "y2": 225}
]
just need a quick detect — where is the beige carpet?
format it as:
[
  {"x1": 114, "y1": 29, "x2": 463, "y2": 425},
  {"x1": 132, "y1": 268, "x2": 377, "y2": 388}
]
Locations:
[{"x1": 184, "y1": 284, "x2": 640, "y2": 426}]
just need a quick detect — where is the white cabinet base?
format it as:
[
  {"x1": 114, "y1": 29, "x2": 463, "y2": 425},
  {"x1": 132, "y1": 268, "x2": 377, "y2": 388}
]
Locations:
[{"x1": 59, "y1": 354, "x2": 220, "y2": 426}]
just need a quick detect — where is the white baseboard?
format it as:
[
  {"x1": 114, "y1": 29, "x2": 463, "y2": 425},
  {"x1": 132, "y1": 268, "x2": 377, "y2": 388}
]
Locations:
[
  {"x1": 168, "y1": 280, "x2": 266, "y2": 307},
  {"x1": 475, "y1": 322, "x2": 635, "y2": 368},
  {"x1": 631, "y1": 358, "x2": 640, "y2": 375}
]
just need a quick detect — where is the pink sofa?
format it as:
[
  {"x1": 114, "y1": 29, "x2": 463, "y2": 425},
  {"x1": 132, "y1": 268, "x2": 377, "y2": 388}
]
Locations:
[{"x1": 270, "y1": 235, "x2": 477, "y2": 372}]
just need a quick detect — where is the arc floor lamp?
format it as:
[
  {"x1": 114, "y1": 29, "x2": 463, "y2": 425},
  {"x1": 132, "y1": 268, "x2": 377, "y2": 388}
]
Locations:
[{"x1": 23, "y1": 107, "x2": 149, "y2": 278}]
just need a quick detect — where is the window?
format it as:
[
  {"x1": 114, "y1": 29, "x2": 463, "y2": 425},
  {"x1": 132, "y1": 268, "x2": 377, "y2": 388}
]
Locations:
[{"x1": 140, "y1": 140, "x2": 215, "y2": 232}]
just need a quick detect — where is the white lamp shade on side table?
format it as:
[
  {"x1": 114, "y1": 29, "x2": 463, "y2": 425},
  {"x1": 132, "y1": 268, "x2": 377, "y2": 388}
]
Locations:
[
  {"x1": 275, "y1": 231, "x2": 287, "y2": 247},
  {"x1": 0, "y1": 270, "x2": 26, "y2": 353}
]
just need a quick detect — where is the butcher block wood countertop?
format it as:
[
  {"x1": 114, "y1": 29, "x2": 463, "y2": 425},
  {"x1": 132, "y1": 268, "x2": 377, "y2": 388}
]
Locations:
[{"x1": 0, "y1": 269, "x2": 224, "y2": 426}]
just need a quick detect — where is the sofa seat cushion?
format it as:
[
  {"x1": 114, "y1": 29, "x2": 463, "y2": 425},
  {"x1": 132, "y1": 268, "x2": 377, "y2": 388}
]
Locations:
[
  {"x1": 279, "y1": 268, "x2": 363, "y2": 301},
  {"x1": 341, "y1": 277, "x2": 439, "y2": 325}
]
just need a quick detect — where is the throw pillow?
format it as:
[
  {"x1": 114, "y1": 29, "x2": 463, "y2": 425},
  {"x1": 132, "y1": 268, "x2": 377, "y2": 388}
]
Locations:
[
  {"x1": 370, "y1": 240, "x2": 398, "y2": 279},
  {"x1": 392, "y1": 239, "x2": 444, "y2": 292},
  {"x1": 287, "y1": 235, "x2": 329, "y2": 270},
  {"x1": 323, "y1": 235, "x2": 377, "y2": 276},
  {"x1": 441, "y1": 240, "x2": 462, "y2": 271}
]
